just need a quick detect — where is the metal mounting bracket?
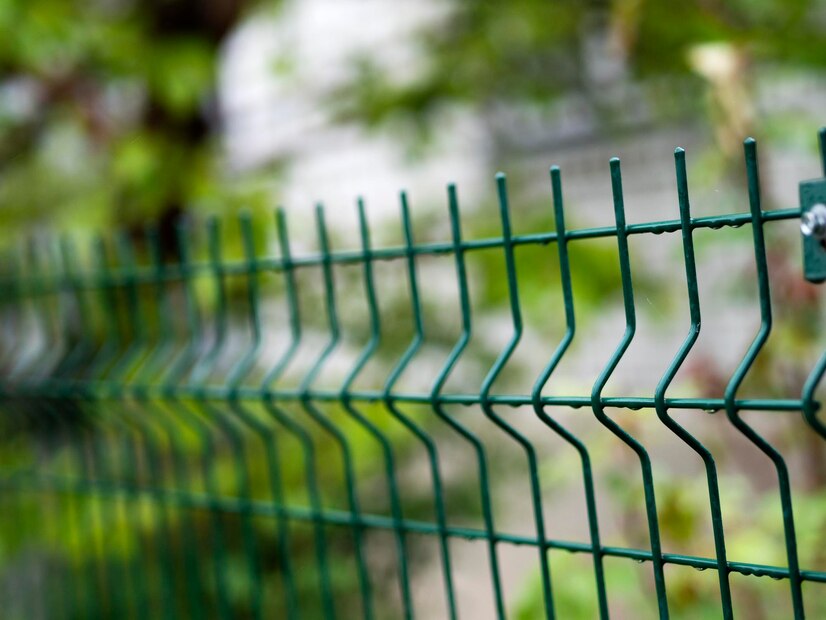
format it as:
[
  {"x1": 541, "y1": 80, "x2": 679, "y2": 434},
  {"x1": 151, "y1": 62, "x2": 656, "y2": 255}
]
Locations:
[{"x1": 800, "y1": 177, "x2": 826, "y2": 283}]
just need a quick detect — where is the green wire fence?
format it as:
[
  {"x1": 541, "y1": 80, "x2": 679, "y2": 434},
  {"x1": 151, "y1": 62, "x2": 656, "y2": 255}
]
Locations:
[{"x1": 0, "y1": 131, "x2": 825, "y2": 619}]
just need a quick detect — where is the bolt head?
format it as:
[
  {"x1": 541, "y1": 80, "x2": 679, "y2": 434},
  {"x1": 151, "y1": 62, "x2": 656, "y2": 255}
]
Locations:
[{"x1": 801, "y1": 203, "x2": 826, "y2": 239}]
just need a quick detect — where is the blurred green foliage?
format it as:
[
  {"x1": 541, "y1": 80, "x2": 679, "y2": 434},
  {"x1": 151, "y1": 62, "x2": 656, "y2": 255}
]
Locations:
[
  {"x1": 0, "y1": 1, "x2": 825, "y2": 618},
  {"x1": 335, "y1": 0, "x2": 826, "y2": 137},
  {"x1": 0, "y1": 0, "x2": 269, "y2": 248}
]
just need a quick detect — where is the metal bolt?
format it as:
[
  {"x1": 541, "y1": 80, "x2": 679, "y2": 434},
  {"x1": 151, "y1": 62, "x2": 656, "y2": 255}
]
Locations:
[{"x1": 801, "y1": 203, "x2": 826, "y2": 240}]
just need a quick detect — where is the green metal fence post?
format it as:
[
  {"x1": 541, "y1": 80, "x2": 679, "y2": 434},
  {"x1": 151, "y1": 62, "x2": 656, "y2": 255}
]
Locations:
[{"x1": 801, "y1": 129, "x2": 826, "y2": 439}]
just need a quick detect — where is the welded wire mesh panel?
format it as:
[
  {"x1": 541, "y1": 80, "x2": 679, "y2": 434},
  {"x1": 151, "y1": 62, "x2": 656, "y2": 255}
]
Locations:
[{"x1": 0, "y1": 132, "x2": 825, "y2": 620}]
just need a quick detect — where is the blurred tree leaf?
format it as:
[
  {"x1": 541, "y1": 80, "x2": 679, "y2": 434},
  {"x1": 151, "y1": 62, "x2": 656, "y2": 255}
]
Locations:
[
  {"x1": 333, "y1": 0, "x2": 826, "y2": 143},
  {"x1": 0, "y1": 0, "x2": 261, "y2": 250}
]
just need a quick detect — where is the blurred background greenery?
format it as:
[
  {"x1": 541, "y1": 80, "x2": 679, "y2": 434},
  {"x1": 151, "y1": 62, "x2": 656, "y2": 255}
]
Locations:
[
  {"x1": 0, "y1": 0, "x2": 824, "y2": 241},
  {"x1": 1, "y1": 0, "x2": 825, "y2": 618}
]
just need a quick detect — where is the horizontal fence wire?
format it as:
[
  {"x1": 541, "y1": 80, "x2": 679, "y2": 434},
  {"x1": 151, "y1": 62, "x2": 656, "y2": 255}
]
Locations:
[
  {"x1": 0, "y1": 132, "x2": 824, "y2": 620},
  {"x1": 0, "y1": 208, "x2": 801, "y2": 294}
]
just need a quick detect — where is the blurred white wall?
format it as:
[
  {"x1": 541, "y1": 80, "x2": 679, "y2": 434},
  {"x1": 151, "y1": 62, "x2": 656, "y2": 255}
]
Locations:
[{"x1": 219, "y1": 0, "x2": 489, "y2": 230}]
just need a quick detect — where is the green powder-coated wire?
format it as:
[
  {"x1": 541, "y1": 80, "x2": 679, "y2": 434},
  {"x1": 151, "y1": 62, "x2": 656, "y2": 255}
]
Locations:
[{"x1": 1, "y1": 130, "x2": 825, "y2": 620}]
